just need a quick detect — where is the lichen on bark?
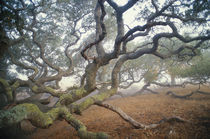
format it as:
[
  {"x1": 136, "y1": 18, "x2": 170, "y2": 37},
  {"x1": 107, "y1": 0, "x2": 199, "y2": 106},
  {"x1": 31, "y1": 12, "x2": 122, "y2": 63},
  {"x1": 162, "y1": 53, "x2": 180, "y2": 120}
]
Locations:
[
  {"x1": 0, "y1": 103, "x2": 61, "y2": 128},
  {"x1": 57, "y1": 87, "x2": 88, "y2": 106},
  {"x1": 0, "y1": 78, "x2": 17, "y2": 102},
  {"x1": 70, "y1": 88, "x2": 117, "y2": 114},
  {"x1": 0, "y1": 103, "x2": 109, "y2": 138},
  {"x1": 62, "y1": 107, "x2": 109, "y2": 139}
]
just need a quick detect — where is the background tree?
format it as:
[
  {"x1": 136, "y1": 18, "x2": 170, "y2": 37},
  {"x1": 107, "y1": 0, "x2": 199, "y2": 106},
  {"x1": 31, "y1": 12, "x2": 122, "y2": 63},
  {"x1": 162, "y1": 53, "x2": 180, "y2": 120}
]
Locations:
[{"x1": 176, "y1": 51, "x2": 210, "y2": 84}]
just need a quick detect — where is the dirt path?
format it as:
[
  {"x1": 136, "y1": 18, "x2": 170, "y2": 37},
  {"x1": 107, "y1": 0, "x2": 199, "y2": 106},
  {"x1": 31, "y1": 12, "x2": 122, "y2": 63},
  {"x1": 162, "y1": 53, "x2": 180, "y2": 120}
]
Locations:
[{"x1": 23, "y1": 86, "x2": 210, "y2": 138}]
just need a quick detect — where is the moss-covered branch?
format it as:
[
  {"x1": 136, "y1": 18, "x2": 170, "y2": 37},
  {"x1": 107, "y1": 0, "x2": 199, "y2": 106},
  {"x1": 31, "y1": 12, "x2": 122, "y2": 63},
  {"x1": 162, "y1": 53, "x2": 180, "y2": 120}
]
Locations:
[
  {"x1": 56, "y1": 87, "x2": 90, "y2": 106},
  {"x1": 0, "y1": 78, "x2": 17, "y2": 102},
  {"x1": 28, "y1": 85, "x2": 64, "y2": 97},
  {"x1": 69, "y1": 88, "x2": 117, "y2": 114},
  {"x1": 62, "y1": 107, "x2": 109, "y2": 139},
  {"x1": 0, "y1": 103, "x2": 60, "y2": 128},
  {"x1": 0, "y1": 103, "x2": 109, "y2": 138},
  {"x1": 0, "y1": 77, "x2": 65, "y2": 102}
]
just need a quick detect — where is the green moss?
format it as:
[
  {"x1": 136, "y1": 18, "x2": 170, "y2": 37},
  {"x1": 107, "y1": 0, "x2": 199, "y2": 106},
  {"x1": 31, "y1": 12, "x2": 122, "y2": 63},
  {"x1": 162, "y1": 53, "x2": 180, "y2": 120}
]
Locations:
[
  {"x1": 59, "y1": 93, "x2": 74, "y2": 105},
  {"x1": 22, "y1": 104, "x2": 52, "y2": 128},
  {"x1": 0, "y1": 104, "x2": 28, "y2": 128},
  {"x1": 78, "y1": 129, "x2": 109, "y2": 139},
  {"x1": 70, "y1": 88, "x2": 117, "y2": 114},
  {"x1": 5, "y1": 87, "x2": 13, "y2": 101},
  {"x1": 70, "y1": 97, "x2": 95, "y2": 114},
  {"x1": 44, "y1": 86, "x2": 62, "y2": 97},
  {"x1": 92, "y1": 88, "x2": 117, "y2": 102},
  {"x1": 47, "y1": 107, "x2": 61, "y2": 120},
  {"x1": 0, "y1": 103, "x2": 110, "y2": 138},
  {"x1": 78, "y1": 98, "x2": 95, "y2": 111},
  {"x1": 32, "y1": 85, "x2": 39, "y2": 92},
  {"x1": 0, "y1": 78, "x2": 9, "y2": 87},
  {"x1": 0, "y1": 78, "x2": 14, "y2": 101},
  {"x1": 0, "y1": 103, "x2": 61, "y2": 128},
  {"x1": 11, "y1": 81, "x2": 20, "y2": 90},
  {"x1": 57, "y1": 88, "x2": 87, "y2": 107},
  {"x1": 62, "y1": 109, "x2": 109, "y2": 139},
  {"x1": 74, "y1": 88, "x2": 86, "y2": 98},
  {"x1": 45, "y1": 86, "x2": 56, "y2": 93}
]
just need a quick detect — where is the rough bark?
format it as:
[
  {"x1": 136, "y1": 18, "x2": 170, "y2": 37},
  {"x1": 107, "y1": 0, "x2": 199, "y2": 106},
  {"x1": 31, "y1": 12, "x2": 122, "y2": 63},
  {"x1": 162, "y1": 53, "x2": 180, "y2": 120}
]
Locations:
[{"x1": 84, "y1": 62, "x2": 100, "y2": 92}]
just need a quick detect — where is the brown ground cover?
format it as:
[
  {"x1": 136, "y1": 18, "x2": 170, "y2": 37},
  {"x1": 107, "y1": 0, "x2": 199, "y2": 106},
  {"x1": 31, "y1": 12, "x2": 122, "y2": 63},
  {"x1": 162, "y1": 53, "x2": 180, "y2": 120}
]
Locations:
[{"x1": 12, "y1": 85, "x2": 210, "y2": 138}]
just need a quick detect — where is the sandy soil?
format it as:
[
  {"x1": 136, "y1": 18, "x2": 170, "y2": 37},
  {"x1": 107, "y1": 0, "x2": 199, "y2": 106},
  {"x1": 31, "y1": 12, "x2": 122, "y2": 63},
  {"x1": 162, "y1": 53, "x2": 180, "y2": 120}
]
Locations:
[{"x1": 3, "y1": 85, "x2": 210, "y2": 139}]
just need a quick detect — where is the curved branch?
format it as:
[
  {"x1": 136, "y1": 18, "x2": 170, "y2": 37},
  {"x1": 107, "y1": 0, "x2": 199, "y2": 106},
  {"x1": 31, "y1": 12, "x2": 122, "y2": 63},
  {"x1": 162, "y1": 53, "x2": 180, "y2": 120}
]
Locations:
[
  {"x1": 119, "y1": 74, "x2": 144, "y2": 89},
  {"x1": 62, "y1": 107, "x2": 109, "y2": 138},
  {"x1": 161, "y1": 13, "x2": 207, "y2": 23},
  {"x1": 107, "y1": 0, "x2": 139, "y2": 14},
  {"x1": 81, "y1": 0, "x2": 107, "y2": 60},
  {"x1": 166, "y1": 91, "x2": 195, "y2": 99},
  {"x1": 95, "y1": 0, "x2": 106, "y2": 57},
  {"x1": 96, "y1": 102, "x2": 188, "y2": 129},
  {"x1": 8, "y1": 51, "x2": 39, "y2": 80},
  {"x1": 148, "y1": 0, "x2": 177, "y2": 22},
  {"x1": 151, "y1": 0, "x2": 158, "y2": 12},
  {"x1": 166, "y1": 89, "x2": 210, "y2": 99}
]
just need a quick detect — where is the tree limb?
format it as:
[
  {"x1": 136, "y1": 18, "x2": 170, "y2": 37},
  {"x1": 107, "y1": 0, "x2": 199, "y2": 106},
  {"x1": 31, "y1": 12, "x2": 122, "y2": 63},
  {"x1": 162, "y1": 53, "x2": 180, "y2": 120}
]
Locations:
[{"x1": 96, "y1": 102, "x2": 188, "y2": 129}]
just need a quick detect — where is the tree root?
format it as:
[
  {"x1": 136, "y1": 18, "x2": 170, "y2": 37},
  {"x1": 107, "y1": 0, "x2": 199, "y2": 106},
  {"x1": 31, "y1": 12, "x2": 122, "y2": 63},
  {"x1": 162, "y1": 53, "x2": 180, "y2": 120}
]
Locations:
[{"x1": 95, "y1": 102, "x2": 189, "y2": 129}]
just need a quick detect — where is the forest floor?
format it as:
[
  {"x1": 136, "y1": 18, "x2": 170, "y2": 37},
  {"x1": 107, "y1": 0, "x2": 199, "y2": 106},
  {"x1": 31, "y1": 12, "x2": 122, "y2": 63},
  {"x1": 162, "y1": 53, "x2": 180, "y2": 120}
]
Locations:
[{"x1": 10, "y1": 85, "x2": 210, "y2": 138}]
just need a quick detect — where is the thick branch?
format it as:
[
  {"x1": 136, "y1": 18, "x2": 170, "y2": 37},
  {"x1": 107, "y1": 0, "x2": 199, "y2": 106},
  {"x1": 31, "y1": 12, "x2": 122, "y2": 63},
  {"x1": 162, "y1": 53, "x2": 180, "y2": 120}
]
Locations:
[
  {"x1": 0, "y1": 104, "x2": 109, "y2": 138},
  {"x1": 56, "y1": 88, "x2": 88, "y2": 107},
  {"x1": 0, "y1": 103, "x2": 60, "y2": 128},
  {"x1": 69, "y1": 88, "x2": 117, "y2": 114},
  {"x1": 62, "y1": 107, "x2": 109, "y2": 139}
]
